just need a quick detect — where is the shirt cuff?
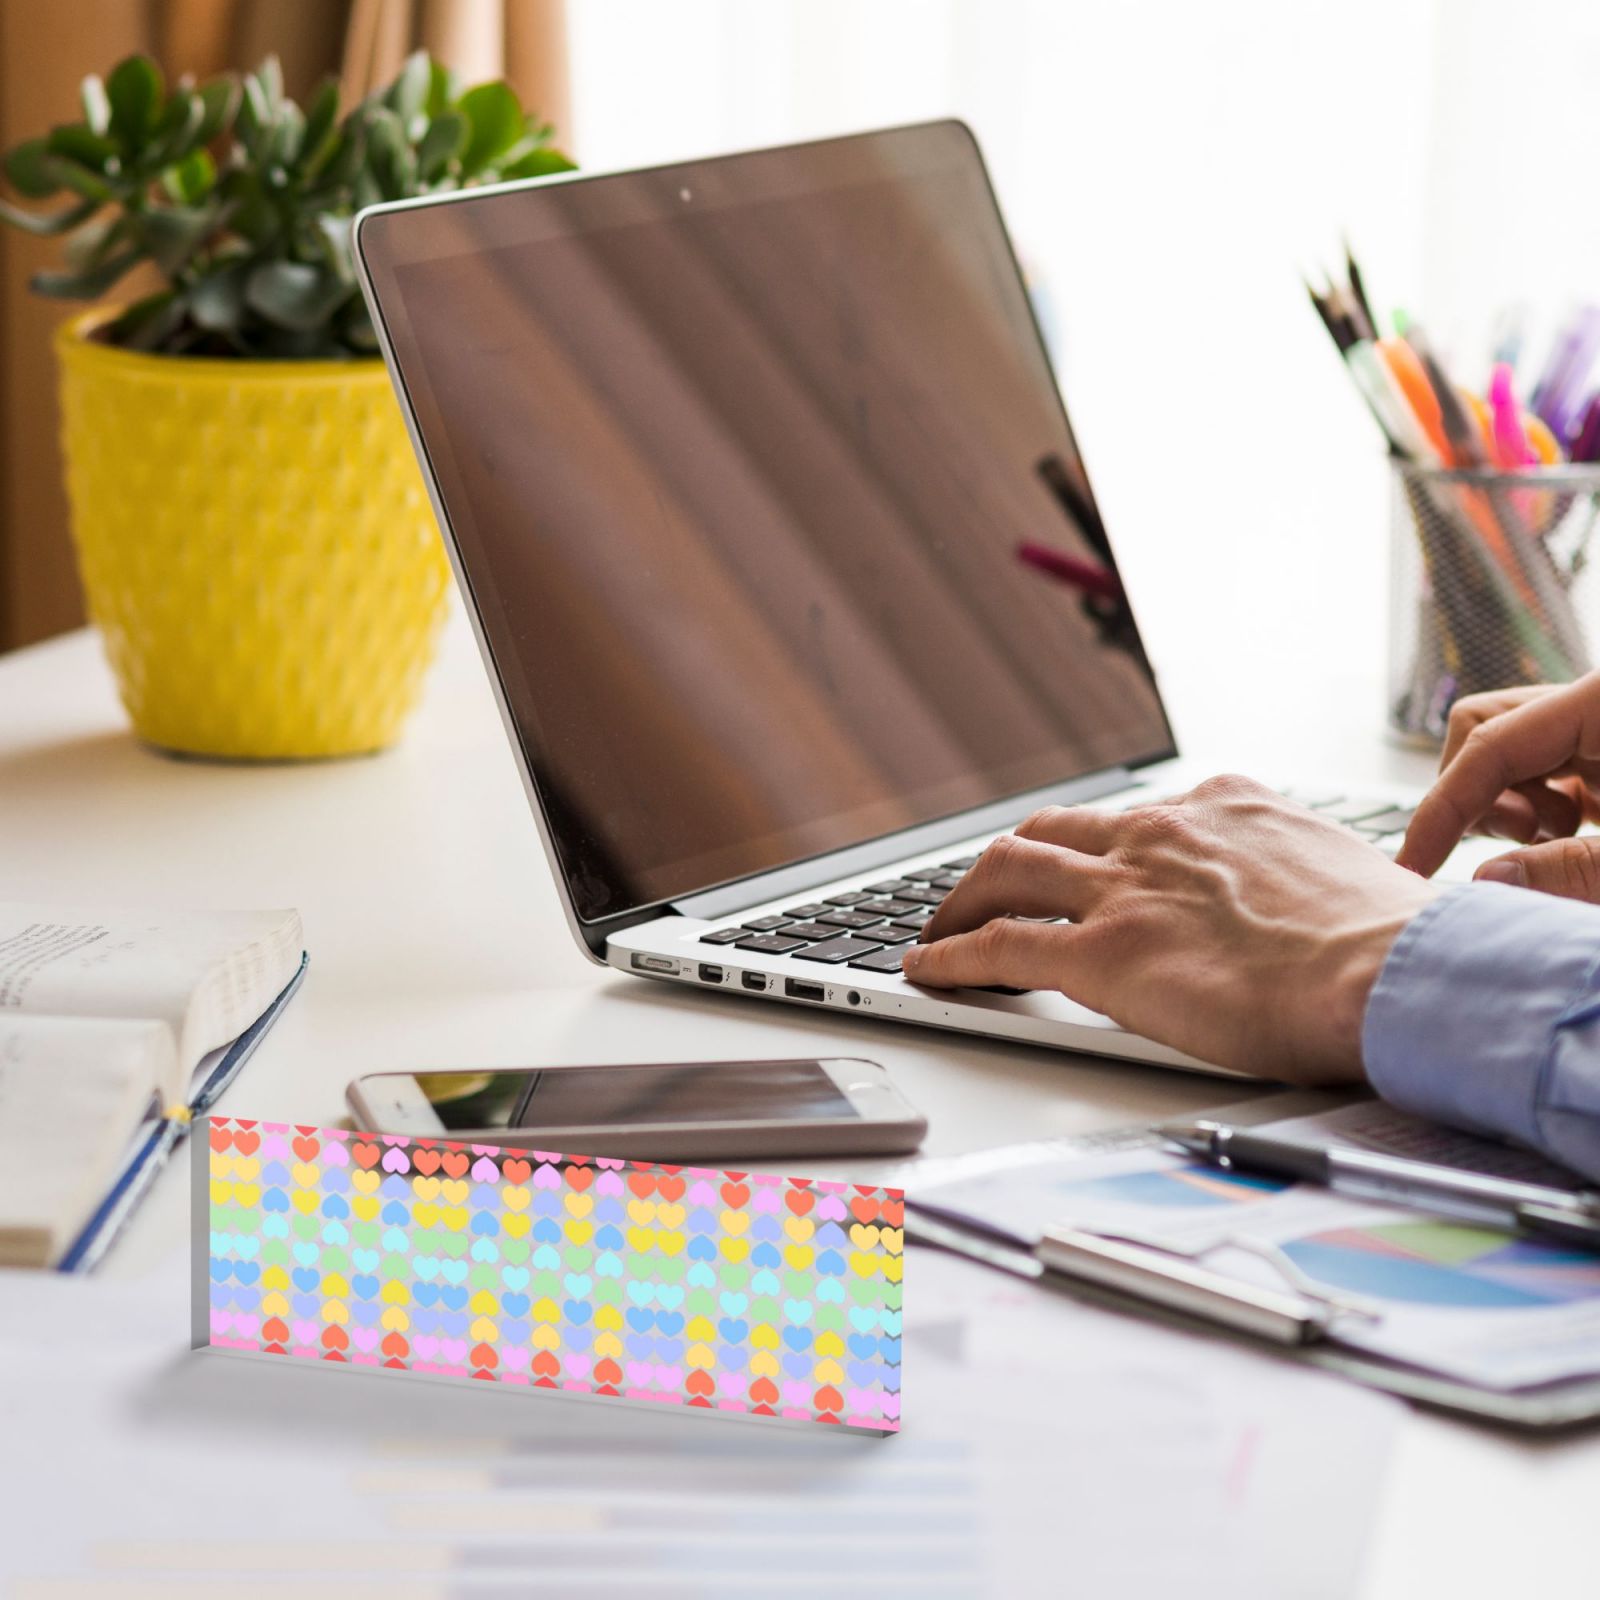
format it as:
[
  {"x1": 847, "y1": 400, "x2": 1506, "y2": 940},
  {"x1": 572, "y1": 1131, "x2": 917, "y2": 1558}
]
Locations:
[{"x1": 1361, "y1": 881, "x2": 1600, "y2": 1147}]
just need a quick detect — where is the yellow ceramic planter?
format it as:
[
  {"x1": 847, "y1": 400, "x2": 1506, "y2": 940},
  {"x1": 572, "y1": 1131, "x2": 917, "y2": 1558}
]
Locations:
[{"x1": 55, "y1": 310, "x2": 451, "y2": 759}]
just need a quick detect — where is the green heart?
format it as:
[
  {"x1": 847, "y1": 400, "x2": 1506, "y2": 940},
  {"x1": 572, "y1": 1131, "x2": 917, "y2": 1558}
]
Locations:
[
  {"x1": 686, "y1": 1288, "x2": 715, "y2": 1316},
  {"x1": 381, "y1": 1252, "x2": 410, "y2": 1277},
  {"x1": 469, "y1": 1264, "x2": 497, "y2": 1290},
  {"x1": 319, "y1": 1246, "x2": 349, "y2": 1273},
  {"x1": 292, "y1": 1215, "x2": 319, "y2": 1240},
  {"x1": 351, "y1": 1221, "x2": 380, "y2": 1247},
  {"x1": 531, "y1": 1270, "x2": 560, "y2": 1297},
  {"x1": 718, "y1": 1264, "x2": 750, "y2": 1290},
  {"x1": 655, "y1": 1257, "x2": 685, "y2": 1284},
  {"x1": 439, "y1": 1235, "x2": 468, "y2": 1259},
  {"x1": 561, "y1": 1245, "x2": 593, "y2": 1271},
  {"x1": 501, "y1": 1238, "x2": 530, "y2": 1264},
  {"x1": 626, "y1": 1252, "x2": 653, "y2": 1279},
  {"x1": 751, "y1": 1296, "x2": 779, "y2": 1323},
  {"x1": 784, "y1": 1270, "x2": 812, "y2": 1298},
  {"x1": 814, "y1": 1305, "x2": 845, "y2": 1332},
  {"x1": 261, "y1": 1240, "x2": 289, "y2": 1266},
  {"x1": 593, "y1": 1278, "x2": 623, "y2": 1304}
]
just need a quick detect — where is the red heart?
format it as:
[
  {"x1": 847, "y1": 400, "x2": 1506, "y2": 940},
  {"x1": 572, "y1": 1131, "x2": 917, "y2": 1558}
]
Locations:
[
  {"x1": 595, "y1": 1357, "x2": 624, "y2": 1386},
  {"x1": 628, "y1": 1172, "x2": 658, "y2": 1198},
  {"x1": 785, "y1": 1189, "x2": 815, "y2": 1216},
  {"x1": 412, "y1": 1148, "x2": 441, "y2": 1175},
  {"x1": 320, "y1": 1325, "x2": 349, "y2": 1351},
  {"x1": 292, "y1": 1136, "x2": 320, "y2": 1163},
  {"x1": 233, "y1": 1130, "x2": 260, "y2": 1156},
  {"x1": 469, "y1": 1342, "x2": 498, "y2": 1370},
  {"x1": 383, "y1": 1357, "x2": 407, "y2": 1369},
  {"x1": 531, "y1": 1350, "x2": 561, "y2": 1378},
  {"x1": 881, "y1": 1197, "x2": 904, "y2": 1227},
  {"x1": 381, "y1": 1332, "x2": 410, "y2": 1359},
  {"x1": 502, "y1": 1158, "x2": 532, "y2": 1185},
  {"x1": 352, "y1": 1144, "x2": 380, "y2": 1170},
  {"x1": 814, "y1": 1384, "x2": 844, "y2": 1413},
  {"x1": 657, "y1": 1175, "x2": 686, "y2": 1201},
  {"x1": 749, "y1": 1376, "x2": 780, "y2": 1405},
  {"x1": 208, "y1": 1125, "x2": 233, "y2": 1153},
  {"x1": 685, "y1": 1369, "x2": 715, "y2": 1398},
  {"x1": 850, "y1": 1195, "x2": 881, "y2": 1224},
  {"x1": 564, "y1": 1164, "x2": 593, "y2": 1192},
  {"x1": 262, "y1": 1317, "x2": 290, "y2": 1344},
  {"x1": 441, "y1": 1151, "x2": 469, "y2": 1179},
  {"x1": 721, "y1": 1183, "x2": 751, "y2": 1209}
]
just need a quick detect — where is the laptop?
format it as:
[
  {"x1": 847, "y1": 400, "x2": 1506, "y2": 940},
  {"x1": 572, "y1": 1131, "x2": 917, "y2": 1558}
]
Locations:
[{"x1": 354, "y1": 121, "x2": 1445, "y2": 1079}]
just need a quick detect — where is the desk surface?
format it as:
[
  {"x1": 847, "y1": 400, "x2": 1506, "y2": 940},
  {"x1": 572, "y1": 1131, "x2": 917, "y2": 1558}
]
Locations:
[{"x1": 2, "y1": 612, "x2": 1595, "y2": 1597}]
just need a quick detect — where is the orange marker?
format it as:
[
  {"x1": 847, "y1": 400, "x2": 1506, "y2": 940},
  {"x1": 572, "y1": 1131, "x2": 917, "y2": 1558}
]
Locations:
[{"x1": 1377, "y1": 337, "x2": 1450, "y2": 461}]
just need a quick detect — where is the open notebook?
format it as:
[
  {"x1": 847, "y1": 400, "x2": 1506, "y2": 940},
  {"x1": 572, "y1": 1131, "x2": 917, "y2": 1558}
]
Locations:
[{"x1": 0, "y1": 906, "x2": 306, "y2": 1269}]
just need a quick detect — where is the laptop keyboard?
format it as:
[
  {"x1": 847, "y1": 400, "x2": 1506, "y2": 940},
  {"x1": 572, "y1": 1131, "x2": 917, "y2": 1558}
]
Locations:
[{"x1": 696, "y1": 787, "x2": 1417, "y2": 980}]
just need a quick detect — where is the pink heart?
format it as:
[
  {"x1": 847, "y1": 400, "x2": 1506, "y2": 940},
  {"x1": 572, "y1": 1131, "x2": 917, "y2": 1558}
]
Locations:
[
  {"x1": 381, "y1": 1147, "x2": 410, "y2": 1173},
  {"x1": 439, "y1": 1338, "x2": 468, "y2": 1365},
  {"x1": 816, "y1": 1179, "x2": 847, "y2": 1194},
  {"x1": 471, "y1": 1155, "x2": 499, "y2": 1183},
  {"x1": 291, "y1": 1320, "x2": 318, "y2": 1346},
  {"x1": 533, "y1": 1164, "x2": 562, "y2": 1191},
  {"x1": 209, "y1": 1309, "x2": 232, "y2": 1338},
  {"x1": 501, "y1": 1346, "x2": 530, "y2": 1373},
  {"x1": 381, "y1": 1135, "x2": 409, "y2": 1146},
  {"x1": 751, "y1": 1189, "x2": 782, "y2": 1214},
  {"x1": 653, "y1": 1364, "x2": 684, "y2": 1390},
  {"x1": 686, "y1": 1180, "x2": 716, "y2": 1207},
  {"x1": 259, "y1": 1134, "x2": 290, "y2": 1162},
  {"x1": 881, "y1": 1391, "x2": 901, "y2": 1420},
  {"x1": 595, "y1": 1171, "x2": 625, "y2": 1197},
  {"x1": 848, "y1": 1387, "x2": 880, "y2": 1415},
  {"x1": 781, "y1": 1380, "x2": 810, "y2": 1409},
  {"x1": 232, "y1": 1313, "x2": 260, "y2": 1342},
  {"x1": 321, "y1": 1142, "x2": 349, "y2": 1168},
  {"x1": 261, "y1": 1121, "x2": 289, "y2": 1136},
  {"x1": 752, "y1": 1173, "x2": 782, "y2": 1187},
  {"x1": 718, "y1": 1370, "x2": 746, "y2": 1398},
  {"x1": 351, "y1": 1327, "x2": 380, "y2": 1353},
  {"x1": 413, "y1": 1335, "x2": 440, "y2": 1359},
  {"x1": 815, "y1": 1194, "x2": 848, "y2": 1221},
  {"x1": 352, "y1": 1353, "x2": 380, "y2": 1367},
  {"x1": 626, "y1": 1361, "x2": 653, "y2": 1388},
  {"x1": 595, "y1": 1156, "x2": 626, "y2": 1170},
  {"x1": 564, "y1": 1353, "x2": 592, "y2": 1381}
]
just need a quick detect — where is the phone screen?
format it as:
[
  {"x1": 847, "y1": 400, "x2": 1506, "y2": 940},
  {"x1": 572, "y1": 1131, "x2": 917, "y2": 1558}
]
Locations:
[{"x1": 402, "y1": 1061, "x2": 859, "y2": 1132}]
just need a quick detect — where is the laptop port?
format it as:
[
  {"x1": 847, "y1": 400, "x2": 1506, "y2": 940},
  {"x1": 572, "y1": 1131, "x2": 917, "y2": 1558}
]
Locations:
[
  {"x1": 785, "y1": 978, "x2": 826, "y2": 1002},
  {"x1": 631, "y1": 953, "x2": 679, "y2": 975},
  {"x1": 741, "y1": 972, "x2": 768, "y2": 992},
  {"x1": 698, "y1": 963, "x2": 725, "y2": 984}
]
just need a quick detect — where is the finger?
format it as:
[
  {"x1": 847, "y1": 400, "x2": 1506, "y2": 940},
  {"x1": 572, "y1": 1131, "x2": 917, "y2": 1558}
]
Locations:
[
  {"x1": 1480, "y1": 790, "x2": 1541, "y2": 843},
  {"x1": 1476, "y1": 837, "x2": 1600, "y2": 901},
  {"x1": 920, "y1": 834, "x2": 1109, "y2": 943},
  {"x1": 1013, "y1": 803, "x2": 1123, "y2": 855},
  {"x1": 1399, "y1": 684, "x2": 1600, "y2": 876},
  {"x1": 1439, "y1": 686, "x2": 1551, "y2": 771},
  {"x1": 901, "y1": 917, "x2": 1078, "y2": 992},
  {"x1": 1511, "y1": 780, "x2": 1583, "y2": 841}
]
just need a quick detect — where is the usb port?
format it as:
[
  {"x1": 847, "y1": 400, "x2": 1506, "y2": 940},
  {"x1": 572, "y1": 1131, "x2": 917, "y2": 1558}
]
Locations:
[
  {"x1": 631, "y1": 953, "x2": 679, "y2": 975},
  {"x1": 698, "y1": 963, "x2": 725, "y2": 984},
  {"x1": 785, "y1": 978, "x2": 826, "y2": 1002},
  {"x1": 741, "y1": 972, "x2": 768, "y2": 992}
]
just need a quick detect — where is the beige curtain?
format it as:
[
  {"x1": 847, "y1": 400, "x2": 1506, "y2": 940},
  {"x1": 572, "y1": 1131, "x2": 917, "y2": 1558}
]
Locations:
[{"x1": 0, "y1": 0, "x2": 570, "y2": 652}]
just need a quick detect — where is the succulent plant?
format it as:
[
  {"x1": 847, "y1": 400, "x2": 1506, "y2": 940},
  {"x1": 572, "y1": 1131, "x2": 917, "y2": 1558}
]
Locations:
[{"x1": 0, "y1": 51, "x2": 574, "y2": 358}]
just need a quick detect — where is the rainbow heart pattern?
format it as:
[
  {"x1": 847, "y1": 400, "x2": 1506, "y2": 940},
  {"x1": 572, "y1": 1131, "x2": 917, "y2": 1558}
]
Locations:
[{"x1": 200, "y1": 1117, "x2": 903, "y2": 1431}]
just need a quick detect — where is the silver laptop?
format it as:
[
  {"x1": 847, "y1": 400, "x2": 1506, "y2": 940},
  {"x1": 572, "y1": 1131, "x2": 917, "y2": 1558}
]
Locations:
[{"x1": 354, "y1": 121, "x2": 1432, "y2": 1078}]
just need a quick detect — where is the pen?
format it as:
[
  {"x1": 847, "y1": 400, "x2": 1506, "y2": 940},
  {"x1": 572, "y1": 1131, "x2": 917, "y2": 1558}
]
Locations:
[{"x1": 1163, "y1": 1119, "x2": 1600, "y2": 1254}]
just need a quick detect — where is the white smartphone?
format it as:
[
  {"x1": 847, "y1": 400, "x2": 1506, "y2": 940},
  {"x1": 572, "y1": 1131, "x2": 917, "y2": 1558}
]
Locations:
[{"x1": 345, "y1": 1058, "x2": 927, "y2": 1161}]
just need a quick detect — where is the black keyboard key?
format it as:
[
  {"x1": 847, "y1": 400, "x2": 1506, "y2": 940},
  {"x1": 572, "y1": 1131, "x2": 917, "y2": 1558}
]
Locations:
[
  {"x1": 931, "y1": 873, "x2": 966, "y2": 890},
  {"x1": 1351, "y1": 807, "x2": 1416, "y2": 836},
  {"x1": 735, "y1": 933, "x2": 807, "y2": 955},
  {"x1": 942, "y1": 856, "x2": 980, "y2": 870},
  {"x1": 871, "y1": 926, "x2": 919, "y2": 944},
  {"x1": 906, "y1": 867, "x2": 947, "y2": 882},
  {"x1": 898, "y1": 886, "x2": 947, "y2": 906},
  {"x1": 784, "y1": 902, "x2": 830, "y2": 918},
  {"x1": 742, "y1": 915, "x2": 796, "y2": 932},
  {"x1": 859, "y1": 898, "x2": 920, "y2": 917},
  {"x1": 865, "y1": 878, "x2": 915, "y2": 895},
  {"x1": 849, "y1": 946, "x2": 910, "y2": 973},
  {"x1": 823, "y1": 891, "x2": 873, "y2": 907},
  {"x1": 818, "y1": 909, "x2": 887, "y2": 931},
  {"x1": 891, "y1": 911, "x2": 933, "y2": 928},
  {"x1": 778, "y1": 921, "x2": 840, "y2": 942},
  {"x1": 700, "y1": 927, "x2": 746, "y2": 945},
  {"x1": 793, "y1": 937, "x2": 883, "y2": 964}
]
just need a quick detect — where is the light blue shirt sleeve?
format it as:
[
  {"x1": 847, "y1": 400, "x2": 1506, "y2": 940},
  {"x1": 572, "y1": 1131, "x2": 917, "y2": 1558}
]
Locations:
[{"x1": 1362, "y1": 881, "x2": 1600, "y2": 1181}]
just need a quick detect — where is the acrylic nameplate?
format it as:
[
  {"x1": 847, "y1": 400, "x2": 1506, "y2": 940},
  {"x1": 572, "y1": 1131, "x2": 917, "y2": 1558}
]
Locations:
[{"x1": 195, "y1": 1118, "x2": 903, "y2": 1432}]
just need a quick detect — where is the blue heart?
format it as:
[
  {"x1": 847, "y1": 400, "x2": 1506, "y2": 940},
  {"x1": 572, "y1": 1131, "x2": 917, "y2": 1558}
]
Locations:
[
  {"x1": 848, "y1": 1332, "x2": 878, "y2": 1360},
  {"x1": 321, "y1": 1168, "x2": 350, "y2": 1195},
  {"x1": 751, "y1": 1242, "x2": 782, "y2": 1269},
  {"x1": 262, "y1": 1214, "x2": 289, "y2": 1238},
  {"x1": 209, "y1": 1257, "x2": 231, "y2": 1283},
  {"x1": 471, "y1": 1211, "x2": 499, "y2": 1237},
  {"x1": 380, "y1": 1201, "x2": 409, "y2": 1226},
  {"x1": 848, "y1": 1359, "x2": 880, "y2": 1388},
  {"x1": 533, "y1": 1190, "x2": 563, "y2": 1216},
  {"x1": 625, "y1": 1332, "x2": 655, "y2": 1359},
  {"x1": 656, "y1": 1311, "x2": 685, "y2": 1337},
  {"x1": 292, "y1": 1267, "x2": 319, "y2": 1292},
  {"x1": 782, "y1": 1326, "x2": 813, "y2": 1352},
  {"x1": 686, "y1": 1235, "x2": 717, "y2": 1261},
  {"x1": 652, "y1": 1337, "x2": 684, "y2": 1364},
  {"x1": 563, "y1": 1326, "x2": 594, "y2": 1353},
  {"x1": 500, "y1": 1292, "x2": 530, "y2": 1318},
  {"x1": 261, "y1": 1161, "x2": 289, "y2": 1185},
  {"x1": 349, "y1": 1299, "x2": 381, "y2": 1327},
  {"x1": 532, "y1": 1218, "x2": 562, "y2": 1243},
  {"x1": 503, "y1": 1266, "x2": 531, "y2": 1292},
  {"x1": 751, "y1": 1215, "x2": 783, "y2": 1242},
  {"x1": 409, "y1": 1307, "x2": 442, "y2": 1334},
  {"x1": 563, "y1": 1299, "x2": 593, "y2": 1324},
  {"x1": 471, "y1": 1238, "x2": 498, "y2": 1263},
  {"x1": 440, "y1": 1260, "x2": 468, "y2": 1285},
  {"x1": 291, "y1": 1293, "x2": 320, "y2": 1319},
  {"x1": 595, "y1": 1224, "x2": 624, "y2": 1251},
  {"x1": 816, "y1": 1249, "x2": 845, "y2": 1277},
  {"x1": 717, "y1": 1343, "x2": 747, "y2": 1370},
  {"x1": 626, "y1": 1307, "x2": 654, "y2": 1333},
  {"x1": 352, "y1": 1248, "x2": 379, "y2": 1273},
  {"x1": 414, "y1": 1282, "x2": 440, "y2": 1307},
  {"x1": 782, "y1": 1351, "x2": 812, "y2": 1379},
  {"x1": 262, "y1": 1187, "x2": 289, "y2": 1213},
  {"x1": 532, "y1": 1244, "x2": 562, "y2": 1271},
  {"x1": 352, "y1": 1274, "x2": 379, "y2": 1300},
  {"x1": 229, "y1": 1286, "x2": 260, "y2": 1312},
  {"x1": 498, "y1": 1318, "x2": 530, "y2": 1344},
  {"x1": 879, "y1": 1336, "x2": 901, "y2": 1363},
  {"x1": 441, "y1": 1286, "x2": 468, "y2": 1311},
  {"x1": 686, "y1": 1262, "x2": 716, "y2": 1289},
  {"x1": 751, "y1": 1269, "x2": 781, "y2": 1295},
  {"x1": 439, "y1": 1311, "x2": 470, "y2": 1337},
  {"x1": 687, "y1": 1208, "x2": 716, "y2": 1233},
  {"x1": 320, "y1": 1194, "x2": 349, "y2": 1219},
  {"x1": 594, "y1": 1197, "x2": 626, "y2": 1224},
  {"x1": 380, "y1": 1174, "x2": 410, "y2": 1198},
  {"x1": 718, "y1": 1318, "x2": 749, "y2": 1342},
  {"x1": 234, "y1": 1261, "x2": 260, "y2": 1286},
  {"x1": 815, "y1": 1222, "x2": 848, "y2": 1250}
]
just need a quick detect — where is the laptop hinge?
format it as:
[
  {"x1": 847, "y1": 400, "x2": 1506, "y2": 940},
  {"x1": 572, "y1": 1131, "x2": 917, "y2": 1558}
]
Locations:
[{"x1": 671, "y1": 767, "x2": 1143, "y2": 923}]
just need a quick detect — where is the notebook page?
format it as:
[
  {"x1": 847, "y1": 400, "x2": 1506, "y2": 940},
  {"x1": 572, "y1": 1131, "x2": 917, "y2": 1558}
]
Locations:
[{"x1": 0, "y1": 1016, "x2": 172, "y2": 1268}]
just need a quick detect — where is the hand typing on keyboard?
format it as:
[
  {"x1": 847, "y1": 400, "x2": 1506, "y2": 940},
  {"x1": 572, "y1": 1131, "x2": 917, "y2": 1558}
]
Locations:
[{"x1": 900, "y1": 775, "x2": 1443, "y2": 1082}]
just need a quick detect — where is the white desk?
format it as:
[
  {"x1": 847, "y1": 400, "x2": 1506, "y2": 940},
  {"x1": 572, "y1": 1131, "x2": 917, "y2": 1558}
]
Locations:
[{"x1": 2, "y1": 612, "x2": 1595, "y2": 1597}]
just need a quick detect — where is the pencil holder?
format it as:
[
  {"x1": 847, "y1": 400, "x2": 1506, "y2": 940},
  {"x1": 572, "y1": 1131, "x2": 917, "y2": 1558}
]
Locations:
[{"x1": 1387, "y1": 461, "x2": 1600, "y2": 746}]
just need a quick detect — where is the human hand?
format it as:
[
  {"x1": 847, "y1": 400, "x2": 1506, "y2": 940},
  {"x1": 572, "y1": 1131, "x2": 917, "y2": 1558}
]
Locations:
[
  {"x1": 899, "y1": 776, "x2": 1444, "y2": 1082},
  {"x1": 1397, "y1": 674, "x2": 1600, "y2": 899}
]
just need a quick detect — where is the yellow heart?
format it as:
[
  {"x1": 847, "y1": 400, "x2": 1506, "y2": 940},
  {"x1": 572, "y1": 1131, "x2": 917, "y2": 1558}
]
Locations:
[
  {"x1": 532, "y1": 1297, "x2": 561, "y2": 1323},
  {"x1": 655, "y1": 1203, "x2": 685, "y2": 1230},
  {"x1": 594, "y1": 1330, "x2": 623, "y2": 1359},
  {"x1": 441, "y1": 1180, "x2": 468, "y2": 1206},
  {"x1": 626, "y1": 1198, "x2": 655, "y2": 1226},
  {"x1": 209, "y1": 1153, "x2": 232, "y2": 1179},
  {"x1": 233, "y1": 1184, "x2": 260, "y2": 1209},
  {"x1": 880, "y1": 1227, "x2": 904, "y2": 1255},
  {"x1": 351, "y1": 1195, "x2": 380, "y2": 1221},
  {"x1": 686, "y1": 1342, "x2": 716, "y2": 1370},
  {"x1": 594, "y1": 1304, "x2": 624, "y2": 1332},
  {"x1": 411, "y1": 1176, "x2": 441, "y2": 1202},
  {"x1": 751, "y1": 1324, "x2": 780, "y2": 1350},
  {"x1": 381, "y1": 1280, "x2": 410, "y2": 1305},
  {"x1": 720, "y1": 1237, "x2": 750, "y2": 1264},
  {"x1": 381, "y1": 1306, "x2": 409, "y2": 1332},
  {"x1": 563, "y1": 1219, "x2": 593, "y2": 1246},
  {"x1": 815, "y1": 1331, "x2": 845, "y2": 1358},
  {"x1": 884, "y1": 1255, "x2": 903, "y2": 1283},
  {"x1": 532, "y1": 1325, "x2": 561, "y2": 1351},
  {"x1": 470, "y1": 1316, "x2": 499, "y2": 1343},
  {"x1": 440, "y1": 1207, "x2": 469, "y2": 1232},
  {"x1": 320, "y1": 1273, "x2": 350, "y2": 1298},
  {"x1": 749, "y1": 1350, "x2": 780, "y2": 1378},
  {"x1": 350, "y1": 1169, "x2": 380, "y2": 1194},
  {"x1": 812, "y1": 1357, "x2": 845, "y2": 1386},
  {"x1": 232, "y1": 1157, "x2": 260, "y2": 1182},
  {"x1": 656, "y1": 1231, "x2": 685, "y2": 1257},
  {"x1": 290, "y1": 1190, "x2": 318, "y2": 1215},
  {"x1": 849, "y1": 1252, "x2": 879, "y2": 1279},
  {"x1": 469, "y1": 1290, "x2": 499, "y2": 1316},
  {"x1": 564, "y1": 1191, "x2": 594, "y2": 1219},
  {"x1": 783, "y1": 1245, "x2": 815, "y2": 1271},
  {"x1": 502, "y1": 1185, "x2": 530, "y2": 1212},
  {"x1": 291, "y1": 1162, "x2": 319, "y2": 1188},
  {"x1": 783, "y1": 1216, "x2": 814, "y2": 1244},
  {"x1": 413, "y1": 1203, "x2": 439, "y2": 1229},
  {"x1": 503, "y1": 1213, "x2": 531, "y2": 1238},
  {"x1": 209, "y1": 1179, "x2": 232, "y2": 1205},
  {"x1": 849, "y1": 1223, "x2": 880, "y2": 1250},
  {"x1": 686, "y1": 1315, "x2": 716, "y2": 1342},
  {"x1": 321, "y1": 1300, "x2": 349, "y2": 1326},
  {"x1": 261, "y1": 1289, "x2": 289, "y2": 1314},
  {"x1": 261, "y1": 1266, "x2": 289, "y2": 1292},
  {"x1": 626, "y1": 1227, "x2": 656, "y2": 1253},
  {"x1": 720, "y1": 1209, "x2": 750, "y2": 1235}
]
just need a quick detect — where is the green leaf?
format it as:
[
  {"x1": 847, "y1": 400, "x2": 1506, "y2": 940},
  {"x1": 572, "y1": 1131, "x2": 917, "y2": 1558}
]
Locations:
[
  {"x1": 387, "y1": 51, "x2": 431, "y2": 125},
  {"x1": 106, "y1": 289, "x2": 187, "y2": 351},
  {"x1": 147, "y1": 91, "x2": 204, "y2": 168},
  {"x1": 299, "y1": 79, "x2": 341, "y2": 175},
  {"x1": 316, "y1": 212, "x2": 355, "y2": 281},
  {"x1": 501, "y1": 146, "x2": 576, "y2": 181},
  {"x1": 137, "y1": 204, "x2": 219, "y2": 274},
  {"x1": 46, "y1": 125, "x2": 119, "y2": 173},
  {"x1": 416, "y1": 111, "x2": 467, "y2": 179},
  {"x1": 5, "y1": 138, "x2": 60, "y2": 198},
  {"x1": 264, "y1": 101, "x2": 305, "y2": 171},
  {"x1": 237, "y1": 75, "x2": 270, "y2": 158},
  {"x1": 80, "y1": 75, "x2": 111, "y2": 137},
  {"x1": 0, "y1": 194, "x2": 98, "y2": 235},
  {"x1": 244, "y1": 259, "x2": 350, "y2": 331},
  {"x1": 107, "y1": 55, "x2": 162, "y2": 151},
  {"x1": 189, "y1": 261, "x2": 249, "y2": 331},
  {"x1": 458, "y1": 81, "x2": 523, "y2": 175},
  {"x1": 425, "y1": 59, "x2": 461, "y2": 119},
  {"x1": 161, "y1": 147, "x2": 215, "y2": 205},
  {"x1": 63, "y1": 211, "x2": 128, "y2": 270},
  {"x1": 255, "y1": 55, "x2": 283, "y2": 110},
  {"x1": 31, "y1": 244, "x2": 141, "y2": 299},
  {"x1": 194, "y1": 78, "x2": 239, "y2": 146},
  {"x1": 363, "y1": 106, "x2": 415, "y2": 199},
  {"x1": 45, "y1": 157, "x2": 114, "y2": 204}
]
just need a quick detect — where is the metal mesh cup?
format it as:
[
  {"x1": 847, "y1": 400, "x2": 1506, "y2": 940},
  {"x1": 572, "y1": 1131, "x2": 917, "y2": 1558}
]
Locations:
[{"x1": 1388, "y1": 461, "x2": 1600, "y2": 746}]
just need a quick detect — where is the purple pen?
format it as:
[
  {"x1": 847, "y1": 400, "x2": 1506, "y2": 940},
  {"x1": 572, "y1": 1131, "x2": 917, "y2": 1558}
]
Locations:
[
  {"x1": 1573, "y1": 395, "x2": 1600, "y2": 464},
  {"x1": 1538, "y1": 307, "x2": 1600, "y2": 443}
]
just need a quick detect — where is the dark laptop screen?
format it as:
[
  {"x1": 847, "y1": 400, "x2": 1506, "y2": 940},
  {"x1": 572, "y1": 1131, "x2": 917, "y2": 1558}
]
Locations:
[{"x1": 360, "y1": 123, "x2": 1173, "y2": 922}]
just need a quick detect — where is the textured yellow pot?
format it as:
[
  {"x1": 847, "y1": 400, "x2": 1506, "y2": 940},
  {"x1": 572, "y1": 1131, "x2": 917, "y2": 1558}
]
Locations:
[{"x1": 55, "y1": 310, "x2": 451, "y2": 759}]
